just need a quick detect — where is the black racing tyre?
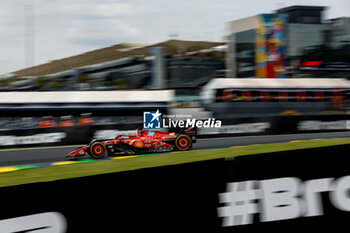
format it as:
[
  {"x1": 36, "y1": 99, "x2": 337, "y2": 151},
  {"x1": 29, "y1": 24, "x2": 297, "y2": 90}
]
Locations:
[
  {"x1": 90, "y1": 142, "x2": 107, "y2": 159},
  {"x1": 175, "y1": 134, "x2": 192, "y2": 151}
]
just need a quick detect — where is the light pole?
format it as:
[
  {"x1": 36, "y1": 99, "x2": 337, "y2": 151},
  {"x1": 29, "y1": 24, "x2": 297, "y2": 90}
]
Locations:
[{"x1": 24, "y1": 0, "x2": 34, "y2": 68}]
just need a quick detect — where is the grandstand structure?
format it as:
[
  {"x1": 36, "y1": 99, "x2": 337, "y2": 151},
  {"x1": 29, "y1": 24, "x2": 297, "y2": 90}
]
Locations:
[
  {"x1": 6, "y1": 40, "x2": 225, "y2": 91},
  {"x1": 0, "y1": 90, "x2": 174, "y2": 130},
  {"x1": 201, "y1": 78, "x2": 350, "y2": 118}
]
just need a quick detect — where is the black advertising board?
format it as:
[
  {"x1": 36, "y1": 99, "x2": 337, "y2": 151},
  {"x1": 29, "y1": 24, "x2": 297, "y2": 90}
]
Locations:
[
  {"x1": 217, "y1": 144, "x2": 350, "y2": 232},
  {"x1": 0, "y1": 123, "x2": 142, "y2": 148},
  {"x1": 0, "y1": 159, "x2": 224, "y2": 232},
  {"x1": 1, "y1": 144, "x2": 350, "y2": 232},
  {"x1": 199, "y1": 114, "x2": 350, "y2": 137}
]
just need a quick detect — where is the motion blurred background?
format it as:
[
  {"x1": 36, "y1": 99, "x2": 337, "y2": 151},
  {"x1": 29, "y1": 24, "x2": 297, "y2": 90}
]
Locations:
[{"x1": 0, "y1": 1, "x2": 350, "y2": 147}]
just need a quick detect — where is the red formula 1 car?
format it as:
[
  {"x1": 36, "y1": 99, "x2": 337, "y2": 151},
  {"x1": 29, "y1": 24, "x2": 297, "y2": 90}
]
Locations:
[{"x1": 66, "y1": 129, "x2": 197, "y2": 159}]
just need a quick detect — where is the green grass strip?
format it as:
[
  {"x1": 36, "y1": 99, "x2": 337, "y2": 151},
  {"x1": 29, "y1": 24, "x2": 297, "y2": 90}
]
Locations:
[
  {"x1": 0, "y1": 137, "x2": 349, "y2": 188},
  {"x1": 76, "y1": 159, "x2": 95, "y2": 163},
  {"x1": 16, "y1": 165, "x2": 37, "y2": 170}
]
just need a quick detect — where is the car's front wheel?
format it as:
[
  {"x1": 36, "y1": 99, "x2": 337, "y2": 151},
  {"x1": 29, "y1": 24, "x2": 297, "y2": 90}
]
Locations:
[{"x1": 90, "y1": 142, "x2": 107, "y2": 159}]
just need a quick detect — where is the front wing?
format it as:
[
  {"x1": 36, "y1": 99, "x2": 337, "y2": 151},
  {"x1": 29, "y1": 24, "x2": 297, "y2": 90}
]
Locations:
[{"x1": 66, "y1": 141, "x2": 175, "y2": 159}]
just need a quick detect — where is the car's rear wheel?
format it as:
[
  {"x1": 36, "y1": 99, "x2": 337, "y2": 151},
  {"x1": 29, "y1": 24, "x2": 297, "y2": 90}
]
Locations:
[
  {"x1": 175, "y1": 134, "x2": 192, "y2": 151},
  {"x1": 90, "y1": 142, "x2": 107, "y2": 159}
]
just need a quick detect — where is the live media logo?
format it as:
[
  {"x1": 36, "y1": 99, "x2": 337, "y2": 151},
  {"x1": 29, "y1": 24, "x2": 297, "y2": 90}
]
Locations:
[
  {"x1": 143, "y1": 109, "x2": 222, "y2": 129},
  {"x1": 143, "y1": 110, "x2": 162, "y2": 129}
]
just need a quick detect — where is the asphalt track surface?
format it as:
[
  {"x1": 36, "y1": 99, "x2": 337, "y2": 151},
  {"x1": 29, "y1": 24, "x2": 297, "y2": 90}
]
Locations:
[{"x1": 0, "y1": 131, "x2": 350, "y2": 167}]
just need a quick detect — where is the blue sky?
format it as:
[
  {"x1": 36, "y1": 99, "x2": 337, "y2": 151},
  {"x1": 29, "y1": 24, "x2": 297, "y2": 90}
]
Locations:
[{"x1": 0, "y1": 0, "x2": 349, "y2": 74}]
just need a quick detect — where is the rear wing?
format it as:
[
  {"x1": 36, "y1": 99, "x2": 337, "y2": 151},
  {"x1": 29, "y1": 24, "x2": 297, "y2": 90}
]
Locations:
[
  {"x1": 178, "y1": 128, "x2": 197, "y2": 143},
  {"x1": 183, "y1": 128, "x2": 197, "y2": 136}
]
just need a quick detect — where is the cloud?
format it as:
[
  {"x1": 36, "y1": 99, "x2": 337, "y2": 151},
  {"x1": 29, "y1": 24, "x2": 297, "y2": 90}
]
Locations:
[
  {"x1": 0, "y1": 0, "x2": 147, "y2": 73},
  {"x1": 0, "y1": 0, "x2": 349, "y2": 74}
]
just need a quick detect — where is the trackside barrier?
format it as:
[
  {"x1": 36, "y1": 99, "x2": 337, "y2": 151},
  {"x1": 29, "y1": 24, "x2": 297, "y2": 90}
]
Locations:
[
  {"x1": 0, "y1": 124, "x2": 142, "y2": 148},
  {"x1": 198, "y1": 114, "x2": 350, "y2": 137},
  {"x1": 0, "y1": 144, "x2": 350, "y2": 232},
  {"x1": 0, "y1": 115, "x2": 349, "y2": 148}
]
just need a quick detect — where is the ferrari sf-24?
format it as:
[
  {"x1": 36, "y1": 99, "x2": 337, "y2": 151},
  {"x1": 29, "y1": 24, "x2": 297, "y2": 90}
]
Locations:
[{"x1": 66, "y1": 129, "x2": 197, "y2": 159}]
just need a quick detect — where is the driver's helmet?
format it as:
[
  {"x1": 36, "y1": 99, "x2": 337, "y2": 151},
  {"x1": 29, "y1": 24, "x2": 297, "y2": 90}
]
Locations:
[{"x1": 138, "y1": 130, "x2": 145, "y2": 136}]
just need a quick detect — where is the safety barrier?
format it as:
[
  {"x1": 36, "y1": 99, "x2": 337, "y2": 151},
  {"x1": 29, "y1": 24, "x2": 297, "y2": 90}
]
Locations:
[{"x1": 0, "y1": 115, "x2": 349, "y2": 148}]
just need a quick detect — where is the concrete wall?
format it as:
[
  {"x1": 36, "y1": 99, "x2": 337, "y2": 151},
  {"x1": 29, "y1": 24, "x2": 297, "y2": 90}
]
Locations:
[
  {"x1": 226, "y1": 16, "x2": 258, "y2": 78},
  {"x1": 286, "y1": 23, "x2": 330, "y2": 57},
  {"x1": 331, "y1": 17, "x2": 350, "y2": 48}
]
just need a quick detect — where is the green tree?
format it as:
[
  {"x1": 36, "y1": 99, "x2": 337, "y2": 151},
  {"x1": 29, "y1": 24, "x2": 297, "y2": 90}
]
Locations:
[
  {"x1": 35, "y1": 77, "x2": 49, "y2": 89},
  {"x1": 77, "y1": 75, "x2": 93, "y2": 83},
  {"x1": 0, "y1": 78, "x2": 12, "y2": 88}
]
